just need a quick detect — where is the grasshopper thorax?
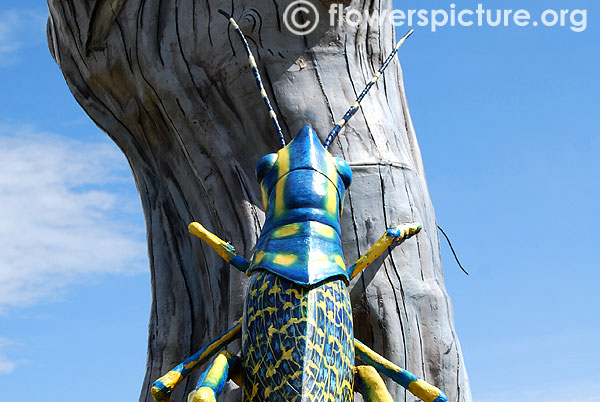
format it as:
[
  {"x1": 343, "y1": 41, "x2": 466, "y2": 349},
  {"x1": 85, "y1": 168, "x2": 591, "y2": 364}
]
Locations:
[{"x1": 250, "y1": 126, "x2": 353, "y2": 285}]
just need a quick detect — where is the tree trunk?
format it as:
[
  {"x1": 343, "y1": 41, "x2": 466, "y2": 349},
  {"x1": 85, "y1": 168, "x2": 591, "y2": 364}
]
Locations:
[{"x1": 46, "y1": 1, "x2": 472, "y2": 401}]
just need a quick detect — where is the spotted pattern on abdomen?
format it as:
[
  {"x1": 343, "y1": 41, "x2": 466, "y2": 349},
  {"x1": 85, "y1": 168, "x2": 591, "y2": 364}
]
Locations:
[{"x1": 242, "y1": 270, "x2": 354, "y2": 401}]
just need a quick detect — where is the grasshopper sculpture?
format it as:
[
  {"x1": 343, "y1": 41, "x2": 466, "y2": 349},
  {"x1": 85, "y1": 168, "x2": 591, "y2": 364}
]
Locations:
[{"x1": 151, "y1": 10, "x2": 448, "y2": 402}]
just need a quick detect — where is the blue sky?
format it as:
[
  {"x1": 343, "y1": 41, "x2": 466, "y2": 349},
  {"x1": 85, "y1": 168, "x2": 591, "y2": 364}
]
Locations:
[{"x1": 0, "y1": 1, "x2": 598, "y2": 401}]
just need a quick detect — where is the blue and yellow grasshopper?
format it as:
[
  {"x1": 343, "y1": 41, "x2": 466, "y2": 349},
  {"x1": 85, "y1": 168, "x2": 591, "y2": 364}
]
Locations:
[{"x1": 151, "y1": 10, "x2": 448, "y2": 402}]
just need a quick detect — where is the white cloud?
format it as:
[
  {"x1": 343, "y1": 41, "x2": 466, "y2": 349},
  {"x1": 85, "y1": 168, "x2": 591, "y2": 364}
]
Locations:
[
  {"x1": 0, "y1": 125, "x2": 147, "y2": 311},
  {"x1": 0, "y1": 359, "x2": 15, "y2": 374},
  {"x1": 0, "y1": 8, "x2": 47, "y2": 67},
  {"x1": 0, "y1": 338, "x2": 16, "y2": 374}
]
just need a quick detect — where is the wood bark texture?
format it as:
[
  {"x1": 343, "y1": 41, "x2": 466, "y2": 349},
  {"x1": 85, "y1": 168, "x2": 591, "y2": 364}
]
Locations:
[{"x1": 46, "y1": 1, "x2": 472, "y2": 401}]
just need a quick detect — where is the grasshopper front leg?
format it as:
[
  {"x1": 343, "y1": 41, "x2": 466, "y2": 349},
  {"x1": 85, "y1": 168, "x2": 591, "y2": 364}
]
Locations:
[
  {"x1": 346, "y1": 222, "x2": 422, "y2": 280},
  {"x1": 188, "y1": 222, "x2": 250, "y2": 272}
]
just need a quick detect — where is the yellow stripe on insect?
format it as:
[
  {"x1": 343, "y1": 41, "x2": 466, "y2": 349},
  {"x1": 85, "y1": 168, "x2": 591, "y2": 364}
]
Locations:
[
  {"x1": 269, "y1": 110, "x2": 277, "y2": 119},
  {"x1": 324, "y1": 155, "x2": 338, "y2": 216},
  {"x1": 260, "y1": 89, "x2": 268, "y2": 98},
  {"x1": 260, "y1": 184, "x2": 269, "y2": 211},
  {"x1": 183, "y1": 343, "x2": 217, "y2": 371},
  {"x1": 273, "y1": 253, "x2": 297, "y2": 266},
  {"x1": 268, "y1": 283, "x2": 282, "y2": 295},
  {"x1": 274, "y1": 147, "x2": 290, "y2": 216},
  {"x1": 325, "y1": 181, "x2": 337, "y2": 216},
  {"x1": 229, "y1": 18, "x2": 239, "y2": 30},
  {"x1": 265, "y1": 365, "x2": 277, "y2": 378},
  {"x1": 253, "y1": 250, "x2": 266, "y2": 265},
  {"x1": 272, "y1": 223, "x2": 301, "y2": 238},
  {"x1": 311, "y1": 221, "x2": 335, "y2": 238},
  {"x1": 337, "y1": 119, "x2": 346, "y2": 127}
]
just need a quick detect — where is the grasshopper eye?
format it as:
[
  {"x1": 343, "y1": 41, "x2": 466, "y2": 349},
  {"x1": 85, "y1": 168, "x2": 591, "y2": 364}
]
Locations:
[
  {"x1": 334, "y1": 157, "x2": 352, "y2": 189},
  {"x1": 255, "y1": 153, "x2": 278, "y2": 183}
]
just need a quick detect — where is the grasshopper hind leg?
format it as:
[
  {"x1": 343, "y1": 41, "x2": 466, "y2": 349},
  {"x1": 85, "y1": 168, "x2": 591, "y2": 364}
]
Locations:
[
  {"x1": 355, "y1": 365, "x2": 393, "y2": 402},
  {"x1": 188, "y1": 351, "x2": 241, "y2": 402},
  {"x1": 354, "y1": 339, "x2": 448, "y2": 402}
]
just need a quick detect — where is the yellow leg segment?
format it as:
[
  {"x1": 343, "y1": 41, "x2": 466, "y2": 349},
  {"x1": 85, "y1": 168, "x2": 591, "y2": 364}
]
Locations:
[
  {"x1": 347, "y1": 222, "x2": 422, "y2": 280},
  {"x1": 188, "y1": 387, "x2": 216, "y2": 402},
  {"x1": 188, "y1": 351, "x2": 241, "y2": 402},
  {"x1": 355, "y1": 365, "x2": 394, "y2": 402},
  {"x1": 188, "y1": 222, "x2": 250, "y2": 272}
]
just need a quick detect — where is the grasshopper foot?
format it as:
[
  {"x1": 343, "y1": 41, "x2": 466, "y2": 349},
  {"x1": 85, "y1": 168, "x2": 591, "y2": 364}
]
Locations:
[
  {"x1": 188, "y1": 387, "x2": 217, "y2": 402},
  {"x1": 386, "y1": 222, "x2": 423, "y2": 241}
]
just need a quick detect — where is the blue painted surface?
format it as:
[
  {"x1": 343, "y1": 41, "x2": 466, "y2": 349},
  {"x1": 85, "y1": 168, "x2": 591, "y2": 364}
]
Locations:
[
  {"x1": 242, "y1": 270, "x2": 354, "y2": 400},
  {"x1": 249, "y1": 126, "x2": 352, "y2": 285},
  {"x1": 229, "y1": 255, "x2": 250, "y2": 272}
]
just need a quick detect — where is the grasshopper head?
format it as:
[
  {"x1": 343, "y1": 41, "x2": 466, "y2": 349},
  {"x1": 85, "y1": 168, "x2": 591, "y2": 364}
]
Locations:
[{"x1": 255, "y1": 126, "x2": 352, "y2": 217}]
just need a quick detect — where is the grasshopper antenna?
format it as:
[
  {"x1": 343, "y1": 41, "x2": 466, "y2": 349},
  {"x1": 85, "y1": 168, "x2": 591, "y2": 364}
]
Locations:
[
  {"x1": 437, "y1": 225, "x2": 469, "y2": 276},
  {"x1": 323, "y1": 29, "x2": 414, "y2": 150},
  {"x1": 219, "y1": 9, "x2": 286, "y2": 148}
]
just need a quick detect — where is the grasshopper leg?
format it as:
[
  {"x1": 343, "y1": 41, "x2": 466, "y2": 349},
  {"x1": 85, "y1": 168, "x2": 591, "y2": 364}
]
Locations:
[
  {"x1": 355, "y1": 365, "x2": 394, "y2": 402},
  {"x1": 188, "y1": 222, "x2": 250, "y2": 272},
  {"x1": 151, "y1": 321, "x2": 242, "y2": 402},
  {"x1": 354, "y1": 339, "x2": 448, "y2": 402},
  {"x1": 188, "y1": 351, "x2": 241, "y2": 402},
  {"x1": 346, "y1": 222, "x2": 422, "y2": 280}
]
